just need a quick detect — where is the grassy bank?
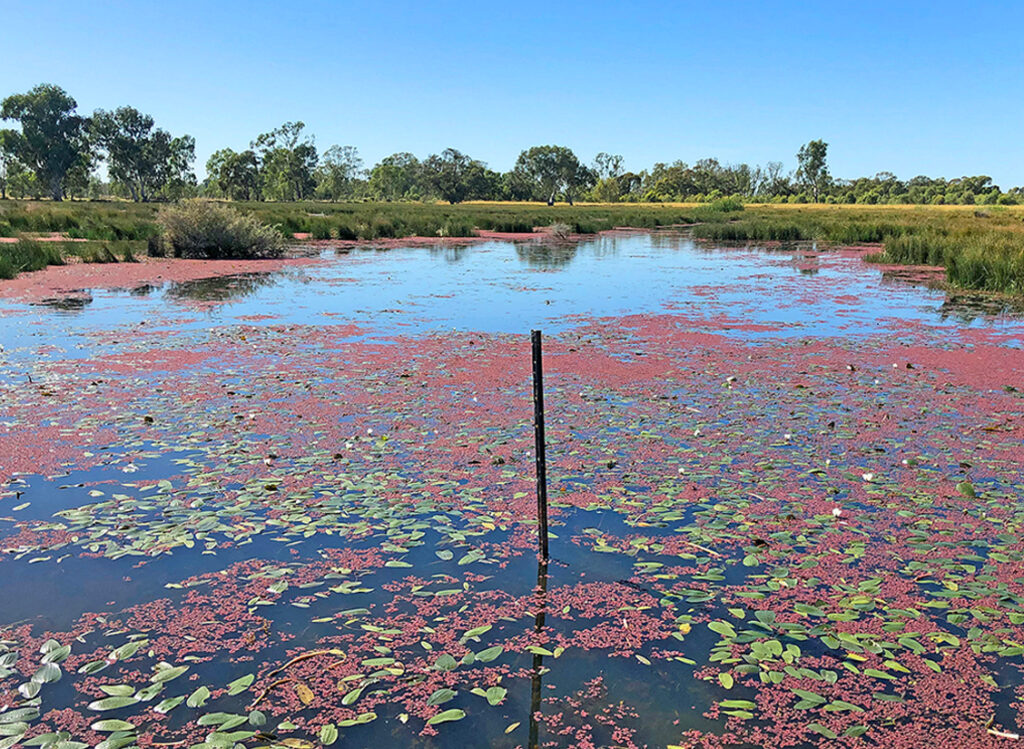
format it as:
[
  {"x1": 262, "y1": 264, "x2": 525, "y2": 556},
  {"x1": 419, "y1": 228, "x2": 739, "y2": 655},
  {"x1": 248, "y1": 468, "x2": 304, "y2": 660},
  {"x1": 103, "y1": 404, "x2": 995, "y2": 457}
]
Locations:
[
  {"x1": 2, "y1": 200, "x2": 1023, "y2": 293},
  {"x1": 0, "y1": 239, "x2": 143, "y2": 279},
  {"x1": 0, "y1": 199, "x2": 737, "y2": 242},
  {"x1": 691, "y1": 204, "x2": 1024, "y2": 293}
]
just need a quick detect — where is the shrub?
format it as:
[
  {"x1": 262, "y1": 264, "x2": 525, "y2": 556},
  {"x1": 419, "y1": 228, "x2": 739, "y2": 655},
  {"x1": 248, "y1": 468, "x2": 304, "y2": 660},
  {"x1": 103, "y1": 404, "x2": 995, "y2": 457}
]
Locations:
[
  {"x1": 437, "y1": 219, "x2": 476, "y2": 238},
  {"x1": 706, "y1": 197, "x2": 745, "y2": 213},
  {"x1": 158, "y1": 200, "x2": 284, "y2": 259},
  {"x1": 549, "y1": 222, "x2": 573, "y2": 240},
  {"x1": 310, "y1": 220, "x2": 332, "y2": 240}
]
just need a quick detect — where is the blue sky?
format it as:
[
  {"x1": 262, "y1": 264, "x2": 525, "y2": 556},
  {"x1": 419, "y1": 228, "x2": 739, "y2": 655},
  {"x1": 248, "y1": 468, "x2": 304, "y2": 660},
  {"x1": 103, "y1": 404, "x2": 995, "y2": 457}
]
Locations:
[{"x1": 3, "y1": 1, "x2": 1022, "y2": 185}]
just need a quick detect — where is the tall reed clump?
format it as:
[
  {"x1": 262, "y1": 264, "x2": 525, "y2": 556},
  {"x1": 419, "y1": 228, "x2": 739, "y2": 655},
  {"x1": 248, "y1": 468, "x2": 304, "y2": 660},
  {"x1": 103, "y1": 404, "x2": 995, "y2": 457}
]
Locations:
[
  {"x1": 881, "y1": 232, "x2": 951, "y2": 266},
  {"x1": 157, "y1": 200, "x2": 285, "y2": 259},
  {"x1": 0, "y1": 239, "x2": 66, "y2": 279},
  {"x1": 691, "y1": 221, "x2": 811, "y2": 241}
]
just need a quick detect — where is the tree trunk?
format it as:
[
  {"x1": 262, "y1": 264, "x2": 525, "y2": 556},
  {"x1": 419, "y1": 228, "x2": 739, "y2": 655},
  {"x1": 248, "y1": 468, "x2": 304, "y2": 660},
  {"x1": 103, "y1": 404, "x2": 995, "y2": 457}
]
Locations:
[{"x1": 50, "y1": 175, "x2": 63, "y2": 202}]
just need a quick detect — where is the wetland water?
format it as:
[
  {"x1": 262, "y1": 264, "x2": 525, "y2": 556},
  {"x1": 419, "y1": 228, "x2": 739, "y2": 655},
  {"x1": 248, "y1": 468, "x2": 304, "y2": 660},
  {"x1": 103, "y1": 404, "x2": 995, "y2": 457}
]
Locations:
[{"x1": 1, "y1": 231, "x2": 1023, "y2": 747}]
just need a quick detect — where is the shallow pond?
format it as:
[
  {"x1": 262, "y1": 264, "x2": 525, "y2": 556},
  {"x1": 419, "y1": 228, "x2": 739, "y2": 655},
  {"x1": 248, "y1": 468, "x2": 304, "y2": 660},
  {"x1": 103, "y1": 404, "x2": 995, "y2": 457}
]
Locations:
[{"x1": 1, "y1": 231, "x2": 1023, "y2": 748}]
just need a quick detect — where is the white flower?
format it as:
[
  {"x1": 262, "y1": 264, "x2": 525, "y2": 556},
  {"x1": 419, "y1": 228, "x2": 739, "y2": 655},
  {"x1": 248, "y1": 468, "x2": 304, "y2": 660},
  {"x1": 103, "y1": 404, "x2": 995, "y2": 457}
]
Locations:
[
  {"x1": 862, "y1": 472, "x2": 874, "y2": 482},
  {"x1": 832, "y1": 507, "x2": 842, "y2": 517}
]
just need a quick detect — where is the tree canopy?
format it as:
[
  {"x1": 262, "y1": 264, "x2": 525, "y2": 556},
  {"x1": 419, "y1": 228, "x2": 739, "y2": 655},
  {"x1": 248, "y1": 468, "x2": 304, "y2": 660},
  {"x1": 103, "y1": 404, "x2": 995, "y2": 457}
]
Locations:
[
  {"x1": 0, "y1": 84, "x2": 90, "y2": 200},
  {"x1": 91, "y1": 106, "x2": 195, "y2": 201},
  {"x1": 2, "y1": 82, "x2": 1022, "y2": 207}
]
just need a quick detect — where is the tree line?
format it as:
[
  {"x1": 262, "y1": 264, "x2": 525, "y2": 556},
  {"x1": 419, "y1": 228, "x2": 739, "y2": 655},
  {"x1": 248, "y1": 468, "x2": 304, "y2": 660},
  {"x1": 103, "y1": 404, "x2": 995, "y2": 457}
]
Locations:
[{"x1": 2, "y1": 84, "x2": 1022, "y2": 206}]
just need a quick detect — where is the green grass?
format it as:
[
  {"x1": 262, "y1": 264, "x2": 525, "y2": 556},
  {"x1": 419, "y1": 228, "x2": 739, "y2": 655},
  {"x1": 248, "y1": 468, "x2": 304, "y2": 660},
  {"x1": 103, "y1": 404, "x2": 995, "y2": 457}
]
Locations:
[
  {"x1": 687, "y1": 204, "x2": 1024, "y2": 293},
  {"x1": 0, "y1": 239, "x2": 66, "y2": 279}
]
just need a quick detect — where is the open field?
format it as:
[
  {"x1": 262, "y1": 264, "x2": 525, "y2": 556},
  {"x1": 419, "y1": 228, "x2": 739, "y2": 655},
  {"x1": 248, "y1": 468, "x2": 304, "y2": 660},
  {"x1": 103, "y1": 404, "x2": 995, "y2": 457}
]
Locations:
[{"x1": 2, "y1": 200, "x2": 1024, "y2": 293}]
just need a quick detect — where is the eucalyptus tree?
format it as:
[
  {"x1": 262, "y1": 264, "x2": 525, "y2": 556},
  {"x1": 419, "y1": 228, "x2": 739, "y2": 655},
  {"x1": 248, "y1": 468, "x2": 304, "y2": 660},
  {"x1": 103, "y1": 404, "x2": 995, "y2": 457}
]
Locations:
[
  {"x1": 421, "y1": 148, "x2": 494, "y2": 204},
  {"x1": 91, "y1": 106, "x2": 195, "y2": 201},
  {"x1": 368, "y1": 152, "x2": 422, "y2": 201},
  {"x1": 796, "y1": 140, "x2": 830, "y2": 202},
  {"x1": 206, "y1": 148, "x2": 261, "y2": 201},
  {"x1": 251, "y1": 122, "x2": 317, "y2": 201},
  {"x1": 315, "y1": 145, "x2": 364, "y2": 201},
  {"x1": 0, "y1": 128, "x2": 20, "y2": 199},
  {"x1": 0, "y1": 84, "x2": 90, "y2": 201},
  {"x1": 513, "y1": 145, "x2": 585, "y2": 205}
]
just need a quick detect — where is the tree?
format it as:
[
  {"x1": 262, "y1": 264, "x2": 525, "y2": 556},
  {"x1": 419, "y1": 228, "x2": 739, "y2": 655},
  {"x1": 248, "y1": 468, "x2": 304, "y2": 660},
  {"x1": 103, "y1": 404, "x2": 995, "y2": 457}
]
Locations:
[
  {"x1": 206, "y1": 148, "x2": 261, "y2": 201},
  {"x1": 513, "y1": 145, "x2": 584, "y2": 205},
  {"x1": 0, "y1": 84, "x2": 90, "y2": 201},
  {"x1": 251, "y1": 122, "x2": 317, "y2": 201},
  {"x1": 592, "y1": 152, "x2": 624, "y2": 180},
  {"x1": 795, "y1": 140, "x2": 830, "y2": 202},
  {"x1": 0, "y1": 128, "x2": 20, "y2": 200},
  {"x1": 565, "y1": 163, "x2": 596, "y2": 205},
  {"x1": 315, "y1": 145, "x2": 364, "y2": 201},
  {"x1": 591, "y1": 152, "x2": 625, "y2": 202},
  {"x1": 422, "y1": 148, "x2": 492, "y2": 204},
  {"x1": 368, "y1": 153, "x2": 422, "y2": 201},
  {"x1": 91, "y1": 106, "x2": 195, "y2": 201}
]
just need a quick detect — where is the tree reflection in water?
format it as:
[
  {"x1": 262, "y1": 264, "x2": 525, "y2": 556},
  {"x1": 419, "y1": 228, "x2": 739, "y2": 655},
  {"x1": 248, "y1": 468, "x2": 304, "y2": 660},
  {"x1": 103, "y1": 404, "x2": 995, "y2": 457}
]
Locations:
[{"x1": 165, "y1": 272, "x2": 278, "y2": 303}]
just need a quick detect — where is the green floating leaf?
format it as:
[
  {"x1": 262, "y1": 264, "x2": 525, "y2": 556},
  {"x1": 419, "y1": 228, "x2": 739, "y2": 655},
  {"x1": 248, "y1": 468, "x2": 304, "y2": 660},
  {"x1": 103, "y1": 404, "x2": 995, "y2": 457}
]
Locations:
[
  {"x1": 476, "y1": 645, "x2": 503, "y2": 663},
  {"x1": 341, "y1": 686, "x2": 364, "y2": 706},
  {"x1": 99, "y1": 685, "x2": 135, "y2": 697},
  {"x1": 719, "y1": 699, "x2": 756, "y2": 710},
  {"x1": 807, "y1": 723, "x2": 838, "y2": 740},
  {"x1": 461, "y1": 624, "x2": 492, "y2": 641},
  {"x1": 90, "y1": 719, "x2": 135, "y2": 732},
  {"x1": 709, "y1": 621, "x2": 737, "y2": 639},
  {"x1": 433, "y1": 654, "x2": 458, "y2": 672},
  {"x1": 427, "y1": 709, "x2": 466, "y2": 726},
  {"x1": 31, "y1": 663, "x2": 61, "y2": 684},
  {"x1": 153, "y1": 696, "x2": 185, "y2": 714},
  {"x1": 791, "y1": 689, "x2": 826, "y2": 705},
  {"x1": 186, "y1": 686, "x2": 211, "y2": 708},
  {"x1": 226, "y1": 673, "x2": 254, "y2": 695},
  {"x1": 427, "y1": 688, "x2": 457, "y2": 707},
  {"x1": 718, "y1": 673, "x2": 734, "y2": 689},
  {"x1": 151, "y1": 665, "x2": 189, "y2": 683},
  {"x1": 338, "y1": 712, "x2": 377, "y2": 728},
  {"x1": 319, "y1": 723, "x2": 339, "y2": 745},
  {"x1": 0, "y1": 708, "x2": 38, "y2": 725},
  {"x1": 87, "y1": 696, "x2": 139, "y2": 711}
]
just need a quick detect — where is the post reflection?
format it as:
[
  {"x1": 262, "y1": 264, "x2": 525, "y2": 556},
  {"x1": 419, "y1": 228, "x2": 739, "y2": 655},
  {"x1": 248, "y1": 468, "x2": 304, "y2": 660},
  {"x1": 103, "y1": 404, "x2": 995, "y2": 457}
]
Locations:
[{"x1": 528, "y1": 553, "x2": 549, "y2": 749}]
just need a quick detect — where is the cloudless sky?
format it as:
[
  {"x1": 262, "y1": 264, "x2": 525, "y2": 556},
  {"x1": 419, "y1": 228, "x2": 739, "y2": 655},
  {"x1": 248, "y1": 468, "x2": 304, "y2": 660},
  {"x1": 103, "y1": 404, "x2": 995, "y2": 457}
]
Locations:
[{"x1": 3, "y1": 0, "x2": 1022, "y2": 185}]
